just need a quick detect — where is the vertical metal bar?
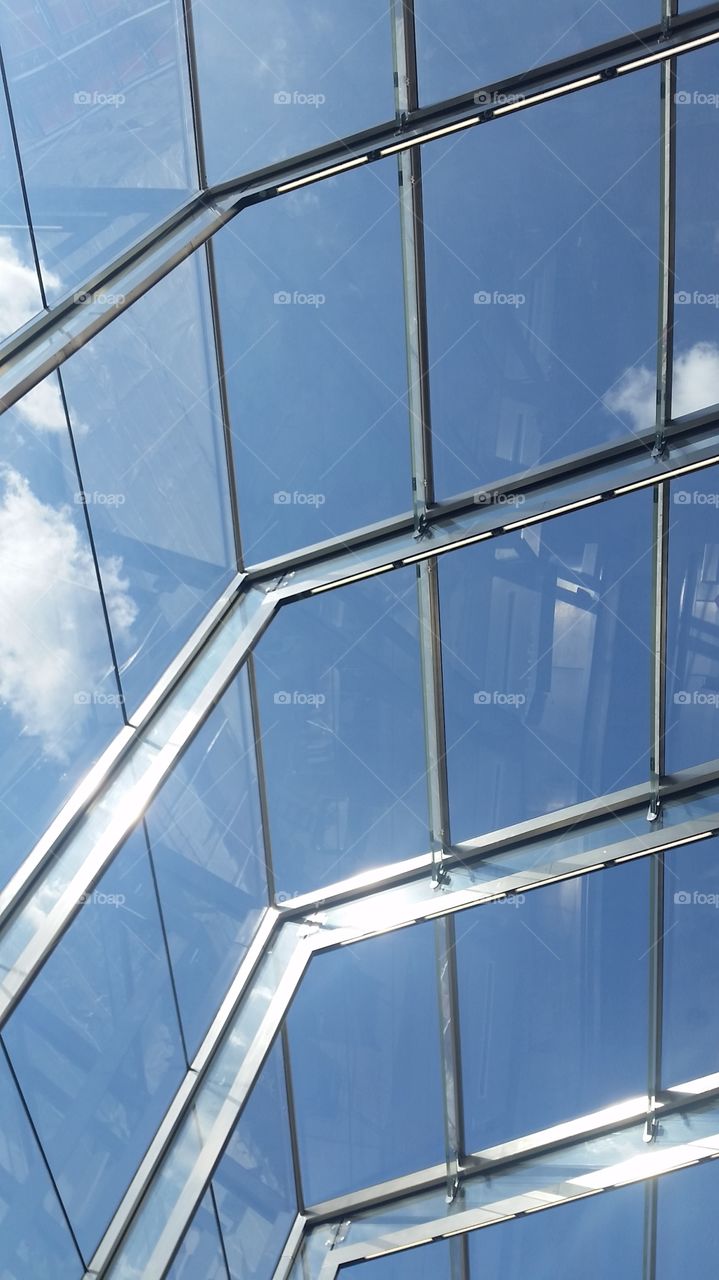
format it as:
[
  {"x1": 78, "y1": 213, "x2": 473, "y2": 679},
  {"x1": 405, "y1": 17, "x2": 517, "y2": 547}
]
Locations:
[
  {"x1": 643, "y1": 1177, "x2": 658, "y2": 1280},
  {"x1": 0, "y1": 42, "x2": 48, "y2": 309},
  {"x1": 655, "y1": 50, "x2": 677, "y2": 446},
  {"x1": 416, "y1": 559, "x2": 450, "y2": 867},
  {"x1": 281, "y1": 1025, "x2": 307, "y2": 1213},
  {"x1": 450, "y1": 1232, "x2": 471, "y2": 1280},
  {"x1": 434, "y1": 914, "x2": 466, "y2": 1204}
]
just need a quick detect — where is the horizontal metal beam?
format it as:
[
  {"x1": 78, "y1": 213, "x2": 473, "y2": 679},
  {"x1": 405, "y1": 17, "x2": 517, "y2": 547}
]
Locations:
[{"x1": 2, "y1": 7, "x2": 719, "y2": 416}]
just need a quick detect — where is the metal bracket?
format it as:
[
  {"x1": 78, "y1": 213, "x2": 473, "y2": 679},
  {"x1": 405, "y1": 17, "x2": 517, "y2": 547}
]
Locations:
[
  {"x1": 413, "y1": 511, "x2": 431, "y2": 541},
  {"x1": 652, "y1": 433, "x2": 669, "y2": 462},
  {"x1": 647, "y1": 796, "x2": 662, "y2": 823},
  {"x1": 644, "y1": 1099, "x2": 660, "y2": 1143}
]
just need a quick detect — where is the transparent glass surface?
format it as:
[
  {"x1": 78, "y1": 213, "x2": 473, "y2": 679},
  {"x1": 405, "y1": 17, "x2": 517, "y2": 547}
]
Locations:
[
  {"x1": 0, "y1": 0, "x2": 196, "y2": 299},
  {"x1": 3, "y1": 828, "x2": 186, "y2": 1260},
  {"x1": 415, "y1": 0, "x2": 658, "y2": 103},
  {"x1": 286, "y1": 922, "x2": 444, "y2": 1205},
  {"x1": 673, "y1": 46, "x2": 719, "y2": 419},
  {"x1": 0, "y1": 79, "x2": 44, "y2": 342},
  {"x1": 663, "y1": 834, "x2": 719, "y2": 1086},
  {"x1": 145, "y1": 667, "x2": 268, "y2": 1060},
  {"x1": 467, "y1": 1179, "x2": 645, "y2": 1276},
  {"x1": 440, "y1": 491, "x2": 652, "y2": 843},
  {"x1": 340, "y1": 1240, "x2": 451, "y2": 1277},
  {"x1": 422, "y1": 70, "x2": 660, "y2": 499},
  {"x1": 253, "y1": 569, "x2": 429, "y2": 896},
  {"x1": 457, "y1": 860, "x2": 649, "y2": 1151},
  {"x1": 61, "y1": 255, "x2": 236, "y2": 714},
  {"x1": 0, "y1": 376, "x2": 124, "y2": 893},
  {"x1": 0, "y1": 1045, "x2": 83, "y2": 1280},
  {"x1": 212, "y1": 1043, "x2": 296, "y2": 1280},
  {"x1": 666, "y1": 469, "x2": 719, "y2": 770},
  {"x1": 213, "y1": 161, "x2": 411, "y2": 564},
  {"x1": 167, "y1": 1191, "x2": 229, "y2": 1280},
  {"x1": 193, "y1": 0, "x2": 394, "y2": 181},
  {"x1": 656, "y1": 1158, "x2": 719, "y2": 1276}
]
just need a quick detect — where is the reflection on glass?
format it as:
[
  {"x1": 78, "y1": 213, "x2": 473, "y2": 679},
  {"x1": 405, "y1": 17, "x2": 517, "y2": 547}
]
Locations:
[
  {"x1": 61, "y1": 255, "x2": 236, "y2": 714},
  {"x1": 440, "y1": 492, "x2": 652, "y2": 842},
  {"x1": 663, "y1": 835, "x2": 719, "y2": 1086},
  {"x1": 214, "y1": 161, "x2": 411, "y2": 564},
  {"x1": 666, "y1": 469, "x2": 719, "y2": 770},
  {"x1": 415, "y1": 0, "x2": 657, "y2": 102},
  {"x1": 457, "y1": 861, "x2": 649, "y2": 1151},
  {"x1": 340, "y1": 1240, "x2": 451, "y2": 1278},
  {"x1": 167, "y1": 1191, "x2": 228, "y2": 1280},
  {"x1": 146, "y1": 667, "x2": 268, "y2": 1060},
  {"x1": 0, "y1": 1045, "x2": 83, "y2": 1279},
  {"x1": 286, "y1": 923, "x2": 444, "y2": 1205},
  {"x1": 673, "y1": 46, "x2": 719, "y2": 418},
  {"x1": 468, "y1": 1180, "x2": 645, "y2": 1276},
  {"x1": 656, "y1": 1158, "x2": 719, "y2": 1276},
  {"x1": 422, "y1": 70, "x2": 660, "y2": 499},
  {"x1": 193, "y1": 0, "x2": 393, "y2": 181},
  {"x1": 212, "y1": 1043, "x2": 296, "y2": 1280},
  {"x1": 253, "y1": 569, "x2": 429, "y2": 896},
  {"x1": 0, "y1": 0, "x2": 196, "y2": 298},
  {"x1": 3, "y1": 829, "x2": 186, "y2": 1260},
  {"x1": 0, "y1": 79, "x2": 46, "y2": 342},
  {"x1": 0, "y1": 376, "x2": 125, "y2": 893}
]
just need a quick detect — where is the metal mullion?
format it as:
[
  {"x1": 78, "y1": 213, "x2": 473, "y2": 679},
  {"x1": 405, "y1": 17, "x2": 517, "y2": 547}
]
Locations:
[
  {"x1": 208, "y1": 1182, "x2": 233, "y2": 1280},
  {"x1": 450, "y1": 1232, "x2": 471, "y2": 1280},
  {"x1": 281, "y1": 1024, "x2": 308, "y2": 1213},
  {"x1": 435, "y1": 915, "x2": 466, "y2": 1203},
  {"x1": 643, "y1": 1177, "x2": 658, "y2": 1280},
  {"x1": 0, "y1": 42, "x2": 48, "y2": 310}
]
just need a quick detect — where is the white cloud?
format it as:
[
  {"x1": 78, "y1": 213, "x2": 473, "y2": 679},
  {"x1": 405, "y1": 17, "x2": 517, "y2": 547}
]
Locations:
[
  {"x1": 605, "y1": 342, "x2": 719, "y2": 431},
  {"x1": 0, "y1": 468, "x2": 137, "y2": 761},
  {"x1": 0, "y1": 233, "x2": 60, "y2": 340}
]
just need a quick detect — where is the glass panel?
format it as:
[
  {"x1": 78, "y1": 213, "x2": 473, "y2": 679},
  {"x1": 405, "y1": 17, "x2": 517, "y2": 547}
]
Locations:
[
  {"x1": 339, "y1": 1240, "x2": 451, "y2": 1277},
  {"x1": 673, "y1": 46, "x2": 719, "y2": 418},
  {"x1": 286, "y1": 922, "x2": 444, "y2": 1205},
  {"x1": 468, "y1": 1181, "x2": 645, "y2": 1277},
  {"x1": 253, "y1": 568, "x2": 429, "y2": 897},
  {"x1": 212, "y1": 1043, "x2": 296, "y2": 1280},
  {"x1": 440, "y1": 491, "x2": 652, "y2": 843},
  {"x1": 193, "y1": 0, "x2": 394, "y2": 182},
  {"x1": 0, "y1": 0, "x2": 196, "y2": 298},
  {"x1": 61, "y1": 254, "x2": 236, "y2": 714},
  {"x1": 666, "y1": 468, "x2": 719, "y2": 771},
  {"x1": 167, "y1": 1191, "x2": 229, "y2": 1280},
  {"x1": 415, "y1": 0, "x2": 658, "y2": 103},
  {"x1": 0, "y1": 77, "x2": 44, "y2": 342},
  {"x1": 3, "y1": 828, "x2": 186, "y2": 1260},
  {"x1": 422, "y1": 70, "x2": 660, "y2": 499},
  {"x1": 656, "y1": 1158, "x2": 719, "y2": 1276},
  {"x1": 457, "y1": 860, "x2": 649, "y2": 1151},
  {"x1": 0, "y1": 1045, "x2": 83, "y2": 1280},
  {"x1": 0, "y1": 375, "x2": 125, "y2": 893},
  {"x1": 662, "y1": 834, "x2": 719, "y2": 1086},
  {"x1": 214, "y1": 161, "x2": 411, "y2": 564},
  {"x1": 145, "y1": 667, "x2": 268, "y2": 1060}
]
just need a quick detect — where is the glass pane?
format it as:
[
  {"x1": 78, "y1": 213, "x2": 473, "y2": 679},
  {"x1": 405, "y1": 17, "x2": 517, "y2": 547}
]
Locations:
[
  {"x1": 440, "y1": 491, "x2": 652, "y2": 843},
  {"x1": 656, "y1": 1158, "x2": 719, "y2": 1277},
  {"x1": 0, "y1": 78, "x2": 44, "y2": 342},
  {"x1": 457, "y1": 860, "x2": 649, "y2": 1151},
  {"x1": 167, "y1": 1191, "x2": 228, "y2": 1280},
  {"x1": 253, "y1": 569, "x2": 429, "y2": 897},
  {"x1": 61, "y1": 254, "x2": 236, "y2": 714},
  {"x1": 415, "y1": 0, "x2": 658, "y2": 103},
  {"x1": 666, "y1": 468, "x2": 719, "y2": 771},
  {"x1": 146, "y1": 667, "x2": 268, "y2": 1060},
  {"x1": 0, "y1": 0, "x2": 196, "y2": 298},
  {"x1": 3, "y1": 828, "x2": 186, "y2": 1259},
  {"x1": 340, "y1": 1240, "x2": 451, "y2": 1278},
  {"x1": 193, "y1": 0, "x2": 393, "y2": 181},
  {"x1": 673, "y1": 46, "x2": 719, "y2": 418},
  {"x1": 422, "y1": 69, "x2": 660, "y2": 500},
  {"x1": 662, "y1": 834, "x2": 719, "y2": 1086},
  {"x1": 286, "y1": 922, "x2": 444, "y2": 1205},
  {"x1": 468, "y1": 1181, "x2": 645, "y2": 1277},
  {"x1": 0, "y1": 376, "x2": 125, "y2": 892},
  {"x1": 214, "y1": 161, "x2": 411, "y2": 564},
  {"x1": 0, "y1": 1045, "x2": 82, "y2": 1280},
  {"x1": 212, "y1": 1043, "x2": 296, "y2": 1280}
]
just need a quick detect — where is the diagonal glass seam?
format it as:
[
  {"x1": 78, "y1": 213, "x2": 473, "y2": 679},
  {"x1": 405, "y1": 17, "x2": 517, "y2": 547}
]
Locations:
[{"x1": 3, "y1": 9, "x2": 719, "y2": 416}]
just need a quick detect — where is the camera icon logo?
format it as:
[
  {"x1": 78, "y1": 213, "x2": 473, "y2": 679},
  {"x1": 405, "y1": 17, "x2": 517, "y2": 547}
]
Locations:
[
  {"x1": 74, "y1": 690, "x2": 91, "y2": 705},
  {"x1": 274, "y1": 91, "x2": 292, "y2": 105},
  {"x1": 474, "y1": 90, "x2": 491, "y2": 106},
  {"x1": 474, "y1": 290, "x2": 492, "y2": 305},
  {"x1": 73, "y1": 90, "x2": 92, "y2": 105},
  {"x1": 274, "y1": 691, "x2": 292, "y2": 705},
  {"x1": 273, "y1": 291, "x2": 292, "y2": 304},
  {"x1": 273, "y1": 490, "x2": 291, "y2": 504},
  {"x1": 673, "y1": 490, "x2": 692, "y2": 504},
  {"x1": 674, "y1": 690, "x2": 692, "y2": 705},
  {"x1": 674, "y1": 91, "x2": 692, "y2": 105},
  {"x1": 474, "y1": 691, "x2": 492, "y2": 705},
  {"x1": 674, "y1": 891, "x2": 692, "y2": 905},
  {"x1": 674, "y1": 291, "x2": 692, "y2": 305}
]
